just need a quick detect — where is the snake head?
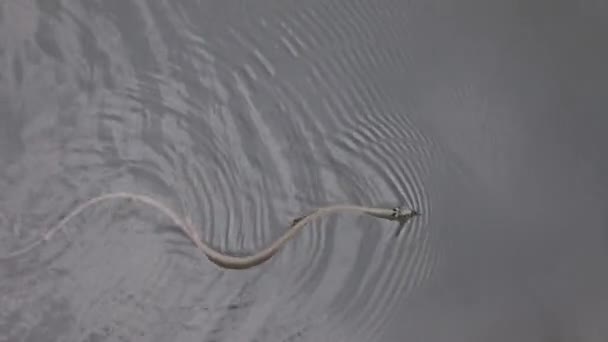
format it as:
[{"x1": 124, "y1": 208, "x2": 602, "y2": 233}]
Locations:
[{"x1": 391, "y1": 207, "x2": 419, "y2": 221}]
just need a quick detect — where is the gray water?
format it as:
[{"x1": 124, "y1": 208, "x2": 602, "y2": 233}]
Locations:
[{"x1": 1, "y1": 1, "x2": 607, "y2": 341}]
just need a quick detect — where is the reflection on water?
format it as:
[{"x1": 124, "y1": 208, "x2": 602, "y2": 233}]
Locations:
[{"x1": 1, "y1": 0, "x2": 607, "y2": 341}]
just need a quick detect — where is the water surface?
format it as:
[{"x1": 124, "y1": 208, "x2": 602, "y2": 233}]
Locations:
[{"x1": 1, "y1": 1, "x2": 607, "y2": 341}]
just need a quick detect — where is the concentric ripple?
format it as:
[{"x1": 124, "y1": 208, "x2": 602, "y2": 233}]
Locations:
[
  {"x1": 1, "y1": 0, "x2": 444, "y2": 341},
  {"x1": 198, "y1": 3, "x2": 444, "y2": 340}
]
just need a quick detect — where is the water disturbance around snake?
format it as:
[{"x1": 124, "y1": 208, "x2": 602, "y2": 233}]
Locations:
[{"x1": 0, "y1": 1, "x2": 442, "y2": 341}]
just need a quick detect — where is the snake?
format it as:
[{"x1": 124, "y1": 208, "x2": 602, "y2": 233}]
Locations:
[{"x1": 0, "y1": 192, "x2": 419, "y2": 269}]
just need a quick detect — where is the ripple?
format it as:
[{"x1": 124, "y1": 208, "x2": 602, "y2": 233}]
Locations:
[
  {"x1": 0, "y1": 1, "x2": 265, "y2": 339},
  {"x1": 219, "y1": 2, "x2": 444, "y2": 340},
  {"x1": 322, "y1": 100, "x2": 436, "y2": 341},
  {"x1": 2, "y1": 1, "x2": 444, "y2": 341}
]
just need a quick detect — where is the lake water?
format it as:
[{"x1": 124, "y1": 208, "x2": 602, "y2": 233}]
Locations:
[{"x1": 1, "y1": 1, "x2": 607, "y2": 341}]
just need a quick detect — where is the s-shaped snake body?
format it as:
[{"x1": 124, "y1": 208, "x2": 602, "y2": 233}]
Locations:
[{"x1": 0, "y1": 192, "x2": 419, "y2": 270}]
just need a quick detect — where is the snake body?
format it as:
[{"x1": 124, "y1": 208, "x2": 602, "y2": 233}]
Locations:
[{"x1": 0, "y1": 192, "x2": 418, "y2": 269}]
